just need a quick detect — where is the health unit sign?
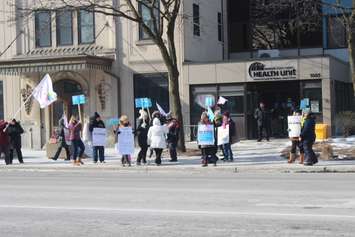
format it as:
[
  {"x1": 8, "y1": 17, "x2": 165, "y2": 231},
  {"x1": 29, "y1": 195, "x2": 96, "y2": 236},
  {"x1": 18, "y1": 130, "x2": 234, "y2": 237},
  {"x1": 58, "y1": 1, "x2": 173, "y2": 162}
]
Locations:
[{"x1": 247, "y1": 60, "x2": 298, "y2": 81}]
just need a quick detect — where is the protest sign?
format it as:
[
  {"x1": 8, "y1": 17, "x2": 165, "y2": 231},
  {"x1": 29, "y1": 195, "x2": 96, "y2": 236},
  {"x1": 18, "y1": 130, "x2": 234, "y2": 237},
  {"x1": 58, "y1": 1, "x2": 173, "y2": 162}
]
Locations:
[
  {"x1": 217, "y1": 125, "x2": 230, "y2": 145},
  {"x1": 72, "y1": 94, "x2": 86, "y2": 105},
  {"x1": 197, "y1": 124, "x2": 215, "y2": 146},
  {"x1": 135, "y1": 98, "x2": 152, "y2": 108},
  {"x1": 92, "y1": 128, "x2": 107, "y2": 146},
  {"x1": 116, "y1": 127, "x2": 135, "y2": 155},
  {"x1": 288, "y1": 116, "x2": 302, "y2": 138}
]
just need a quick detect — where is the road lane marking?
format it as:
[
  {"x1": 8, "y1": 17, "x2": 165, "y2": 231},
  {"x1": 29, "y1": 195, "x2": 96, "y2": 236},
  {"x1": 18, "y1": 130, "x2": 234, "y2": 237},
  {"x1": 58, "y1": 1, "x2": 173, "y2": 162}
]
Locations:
[{"x1": 0, "y1": 205, "x2": 354, "y2": 220}]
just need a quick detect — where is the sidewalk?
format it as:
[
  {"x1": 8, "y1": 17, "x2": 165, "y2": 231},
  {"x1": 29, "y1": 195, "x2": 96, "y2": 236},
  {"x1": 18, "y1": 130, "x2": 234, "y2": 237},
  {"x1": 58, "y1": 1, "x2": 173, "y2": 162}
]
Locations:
[{"x1": 1, "y1": 139, "x2": 355, "y2": 173}]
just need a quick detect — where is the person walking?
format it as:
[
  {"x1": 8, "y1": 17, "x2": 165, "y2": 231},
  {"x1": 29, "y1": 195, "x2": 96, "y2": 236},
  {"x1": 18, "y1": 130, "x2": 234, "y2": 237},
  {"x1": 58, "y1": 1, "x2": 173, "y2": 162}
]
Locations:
[
  {"x1": 0, "y1": 120, "x2": 11, "y2": 165},
  {"x1": 288, "y1": 110, "x2": 305, "y2": 164},
  {"x1": 300, "y1": 111, "x2": 317, "y2": 166},
  {"x1": 166, "y1": 114, "x2": 180, "y2": 162},
  {"x1": 199, "y1": 112, "x2": 218, "y2": 167},
  {"x1": 51, "y1": 117, "x2": 70, "y2": 161},
  {"x1": 89, "y1": 112, "x2": 106, "y2": 163},
  {"x1": 221, "y1": 112, "x2": 236, "y2": 162},
  {"x1": 147, "y1": 117, "x2": 168, "y2": 166},
  {"x1": 7, "y1": 119, "x2": 25, "y2": 164},
  {"x1": 68, "y1": 116, "x2": 85, "y2": 166},
  {"x1": 136, "y1": 109, "x2": 150, "y2": 165},
  {"x1": 254, "y1": 102, "x2": 271, "y2": 142}
]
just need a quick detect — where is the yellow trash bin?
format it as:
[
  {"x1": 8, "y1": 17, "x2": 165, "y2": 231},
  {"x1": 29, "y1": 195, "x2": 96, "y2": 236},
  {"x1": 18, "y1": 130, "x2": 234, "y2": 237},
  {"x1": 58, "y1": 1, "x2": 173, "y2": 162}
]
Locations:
[{"x1": 315, "y1": 124, "x2": 329, "y2": 140}]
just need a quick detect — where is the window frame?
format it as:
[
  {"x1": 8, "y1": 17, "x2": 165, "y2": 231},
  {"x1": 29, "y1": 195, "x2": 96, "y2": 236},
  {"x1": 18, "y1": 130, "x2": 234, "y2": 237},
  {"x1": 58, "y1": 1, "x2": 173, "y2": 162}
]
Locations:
[
  {"x1": 138, "y1": 0, "x2": 160, "y2": 41},
  {"x1": 35, "y1": 10, "x2": 52, "y2": 48},
  {"x1": 77, "y1": 8, "x2": 96, "y2": 45},
  {"x1": 193, "y1": 3, "x2": 200, "y2": 37},
  {"x1": 326, "y1": 14, "x2": 348, "y2": 49},
  {"x1": 56, "y1": 10, "x2": 73, "y2": 46}
]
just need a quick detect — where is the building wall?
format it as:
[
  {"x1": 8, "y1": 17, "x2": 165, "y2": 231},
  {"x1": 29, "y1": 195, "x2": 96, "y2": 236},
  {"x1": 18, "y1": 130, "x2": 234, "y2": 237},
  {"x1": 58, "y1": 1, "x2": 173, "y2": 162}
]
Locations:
[{"x1": 0, "y1": 1, "x2": 17, "y2": 59}]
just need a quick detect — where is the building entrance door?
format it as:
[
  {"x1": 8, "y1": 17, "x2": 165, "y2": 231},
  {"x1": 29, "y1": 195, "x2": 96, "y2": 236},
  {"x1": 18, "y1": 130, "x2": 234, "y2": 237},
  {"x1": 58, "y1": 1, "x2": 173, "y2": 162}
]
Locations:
[
  {"x1": 246, "y1": 81, "x2": 300, "y2": 139},
  {"x1": 51, "y1": 80, "x2": 84, "y2": 129}
]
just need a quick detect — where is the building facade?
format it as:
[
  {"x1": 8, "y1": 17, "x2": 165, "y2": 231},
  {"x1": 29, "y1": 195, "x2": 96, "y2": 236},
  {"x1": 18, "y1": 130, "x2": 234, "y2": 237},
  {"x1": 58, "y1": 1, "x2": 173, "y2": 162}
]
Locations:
[{"x1": 0, "y1": 0, "x2": 353, "y2": 149}]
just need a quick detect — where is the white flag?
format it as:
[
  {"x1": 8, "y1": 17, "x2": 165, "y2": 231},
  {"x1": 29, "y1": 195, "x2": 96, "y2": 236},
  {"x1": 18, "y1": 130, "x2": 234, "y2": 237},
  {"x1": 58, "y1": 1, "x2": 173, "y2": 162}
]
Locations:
[
  {"x1": 156, "y1": 103, "x2": 169, "y2": 117},
  {"x1": 217, "y1": 96, "x2": 228, "y2": 105},
  {"x1": 32, "y1": 74, "x2": 57, "y2": 108}
]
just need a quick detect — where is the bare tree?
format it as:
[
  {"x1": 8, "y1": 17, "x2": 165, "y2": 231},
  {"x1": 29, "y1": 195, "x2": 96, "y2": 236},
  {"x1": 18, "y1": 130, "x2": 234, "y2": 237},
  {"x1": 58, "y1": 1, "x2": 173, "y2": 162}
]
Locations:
[
  {"x1": 252, "y1": 0, "x2": 355, "y2": 95},
  {"x1": 16, "y1": 0, "x2": 186, "y2": 151}
]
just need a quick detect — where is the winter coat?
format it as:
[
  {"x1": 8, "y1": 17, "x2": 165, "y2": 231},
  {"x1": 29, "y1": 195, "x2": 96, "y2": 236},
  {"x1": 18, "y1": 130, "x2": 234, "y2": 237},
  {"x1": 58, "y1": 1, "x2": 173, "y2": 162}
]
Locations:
[
  {"x1": 7, "y1": 122, "x2": 24, "y2": 147},
  {"x1": 0, "y1": 121, "x2": 9, "y2": 146},
  {"x1": 167, "y1": 118, "x2": 180, "y2": 144},
  {"x1": 136, "y1": 118, "x2": 149, "y2": 147},
  {"x1": 89, "y1": 118, "x2": 105, "y2": 132},
  {"x1": 147, "y1": 118, "x2": 168, "y2": 149},
  {"x1": 254, "y1": 107, "x2": 270, "y2": 127},
  {"x1": 300, "y1": 117, "x2": 316, "y2": 142},
  {"x1": 68, "y1": 122, "x2": 82, "y2": 141}
]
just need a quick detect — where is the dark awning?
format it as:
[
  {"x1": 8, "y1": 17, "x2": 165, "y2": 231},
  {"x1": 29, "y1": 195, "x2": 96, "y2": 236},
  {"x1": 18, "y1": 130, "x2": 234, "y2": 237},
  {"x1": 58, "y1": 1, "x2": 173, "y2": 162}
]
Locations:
[{"x1": 0, "y1": 55, "x2": 114, "y2": 75}]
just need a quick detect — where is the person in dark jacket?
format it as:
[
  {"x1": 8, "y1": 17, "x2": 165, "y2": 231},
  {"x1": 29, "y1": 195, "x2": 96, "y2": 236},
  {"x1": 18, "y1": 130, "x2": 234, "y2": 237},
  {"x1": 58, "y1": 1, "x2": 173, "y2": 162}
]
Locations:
[
  {"x1": 7, "y1": 119, "x2": 24, "y2": 164},
  {"x1": 51, "y1": 117, "x2": 70, "y2": 161},
  {"x1": 68, "y1": 116, "x2": 85, "y2": 165},
  {"x1": 136, "y1": 109, "x2": 150, "y2": 165},
  {"x1": 254, "y1": 102, "x2": 271, "y2": 142},
  {"x1": 300, "y1": 112, "x2": 317, "y2": 166},
  {"x1": 166, "y1": 114, "x2": 180, "y2": 162},
  {"x1": 221, "y1": 112, "x2": 236, "y2": 162},
  {"x1": 0, "y1": 120, "x2": 10, "y2": 165},
  {"x1": 89, "y1": 112, "x2": 106, "y2": 163}
]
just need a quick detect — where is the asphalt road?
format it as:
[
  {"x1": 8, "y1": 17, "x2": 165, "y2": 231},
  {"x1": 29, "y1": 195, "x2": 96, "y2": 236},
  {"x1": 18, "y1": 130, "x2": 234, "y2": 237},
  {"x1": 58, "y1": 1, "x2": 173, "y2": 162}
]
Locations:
[{"x1": 0, "y1": 170, "x2": 354, "y2": 237}]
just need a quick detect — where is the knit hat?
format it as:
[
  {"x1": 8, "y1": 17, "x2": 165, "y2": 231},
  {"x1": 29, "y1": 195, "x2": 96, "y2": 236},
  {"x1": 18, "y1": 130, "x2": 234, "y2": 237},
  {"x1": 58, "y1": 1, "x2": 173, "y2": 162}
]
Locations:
[
  {"x1": 223, "y1": 111, "x2": 230, "y2": 118},
  {"x1": 94, "y1": 112, "x2": 100, "y2": 119}
]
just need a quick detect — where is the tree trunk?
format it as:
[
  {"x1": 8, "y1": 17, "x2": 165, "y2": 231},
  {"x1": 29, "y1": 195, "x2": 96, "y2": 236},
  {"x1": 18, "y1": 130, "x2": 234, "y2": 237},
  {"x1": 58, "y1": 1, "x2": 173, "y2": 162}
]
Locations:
[{"x1": 168, "y1": 65, "x2": 186, "y2": 152}]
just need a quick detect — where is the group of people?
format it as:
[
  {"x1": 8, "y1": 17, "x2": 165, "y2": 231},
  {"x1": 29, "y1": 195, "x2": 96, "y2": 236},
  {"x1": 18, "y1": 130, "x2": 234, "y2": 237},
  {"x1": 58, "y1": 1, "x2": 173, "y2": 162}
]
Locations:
[
  {"x1": 50, "y1": 110, "x2": 181, "y2": 166},
  {"x1": 254, "y1": 101, "x2": 318, "y2": 166},
  {"x1": 198, "y1": 107, "x2": 236, "y2": 167},
  {"x1": 288, "y1": 109, "x2": 318, "y2": 166},
  {"x1": 0, "y1": 119, "x2": 24, "y2": 165}
]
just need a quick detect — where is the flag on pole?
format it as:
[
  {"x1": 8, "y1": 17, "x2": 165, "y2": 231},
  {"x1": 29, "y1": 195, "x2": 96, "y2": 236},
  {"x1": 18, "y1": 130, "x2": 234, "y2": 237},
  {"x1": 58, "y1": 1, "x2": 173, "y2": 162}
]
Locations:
[
  {"x1": 156, "y1": 103, "x2": 169, "y2": 117},
  {"x1": 32, "y1": 74, "x2": 57, "y2": 108},
  {"x1": 217, "y1": 96, "x2": 228, "y2": 105}
]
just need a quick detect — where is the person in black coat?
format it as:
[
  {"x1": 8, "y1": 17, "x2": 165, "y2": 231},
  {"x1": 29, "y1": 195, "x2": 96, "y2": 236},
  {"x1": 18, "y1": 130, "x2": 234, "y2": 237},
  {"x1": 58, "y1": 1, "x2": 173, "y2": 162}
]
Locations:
[
  {"x1": 166, "y1": 114, "x2": 180, "y2": 162},
  {"x1": 51, "y1": 117, "x2": 70, "y2": 161},
  {"x1": 136, "y1": 110, "x2": 150, "y2": 165},
  {"x1": 254, "y1": 102, "x2": 271, "y2": 142},
  {"x1": 300, "y1": 112, "x2": 317, "y2": 166},
  {"x1": 89, "y1": 112, "x2": 106, "y2": 163},
  {"x1": 7, "y1": 119, "x2": 24, "y2": 164}
]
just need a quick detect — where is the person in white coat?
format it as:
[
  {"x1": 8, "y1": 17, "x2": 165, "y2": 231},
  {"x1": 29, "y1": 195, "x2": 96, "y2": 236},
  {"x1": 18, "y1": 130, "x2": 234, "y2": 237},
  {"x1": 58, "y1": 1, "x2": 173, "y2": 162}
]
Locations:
[{"x1": 147, "y1": 118, "x2": 168, "y2": 165}]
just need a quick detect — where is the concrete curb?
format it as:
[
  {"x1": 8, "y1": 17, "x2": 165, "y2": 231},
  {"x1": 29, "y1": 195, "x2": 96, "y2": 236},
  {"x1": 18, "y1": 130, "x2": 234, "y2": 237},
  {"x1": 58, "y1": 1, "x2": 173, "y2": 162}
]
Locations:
[{"x1": 1, "y1": 164, "x2": 355, "y2": 174}]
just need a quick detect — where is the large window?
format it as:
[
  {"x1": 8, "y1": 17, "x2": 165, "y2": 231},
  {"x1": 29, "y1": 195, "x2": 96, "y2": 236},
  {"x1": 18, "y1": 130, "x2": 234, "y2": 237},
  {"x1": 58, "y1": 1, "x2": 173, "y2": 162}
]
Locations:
[
  {"x1": 35, "y1": 11, "x2": 52, "y2": 47},
  {"x1": 56, "y1": 10, "x2": 73, "y2": 46},
  {"x1": 78, "y1": 9, "x2": 95, "y2": 44},
  {"x1": 193, "y1": 4, "x2": 200, "y2": 36},
  {"x1": 134, "y1": 73, "x2": 169, "y2": 124},
  {"x1": 327, "y1": 15, "x2": 347, "y2": 48},
  {"x1": 138, "y1": 0, "x2": 160, "y2": 40}
]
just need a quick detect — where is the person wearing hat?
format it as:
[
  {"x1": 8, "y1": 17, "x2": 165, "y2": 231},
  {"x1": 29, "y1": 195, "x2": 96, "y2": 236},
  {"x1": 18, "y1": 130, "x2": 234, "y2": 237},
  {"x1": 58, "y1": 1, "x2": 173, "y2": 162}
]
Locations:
[
  {"x1": 300, "y1": 111, "x2": 317, "y2": 166},
  {"x1": 89, "y1": 112, "x2": 106, "y2": 163},
  {"x1": 7, "y1": 119, "x2": 25, "y2": 164},
  {"x1": 118, "y1": 115, "x2": 134, "y2": 166},
  {"x1": 147, "y1": 117, "x2": 169, "y2": 166},
  {"x1": 166, "y1": 114, "x2": 180, "y2": 162}
]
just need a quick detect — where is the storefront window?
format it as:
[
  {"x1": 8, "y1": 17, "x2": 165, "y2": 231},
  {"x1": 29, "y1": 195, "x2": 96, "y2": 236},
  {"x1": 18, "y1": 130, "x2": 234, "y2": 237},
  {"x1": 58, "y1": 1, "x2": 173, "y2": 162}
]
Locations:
[
  {"x1": 302, "y1": 82, "x2": 322, "y2": 113},
  {"x1": 134, "y1": 73, "x2": 169, "y2": 120}
]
